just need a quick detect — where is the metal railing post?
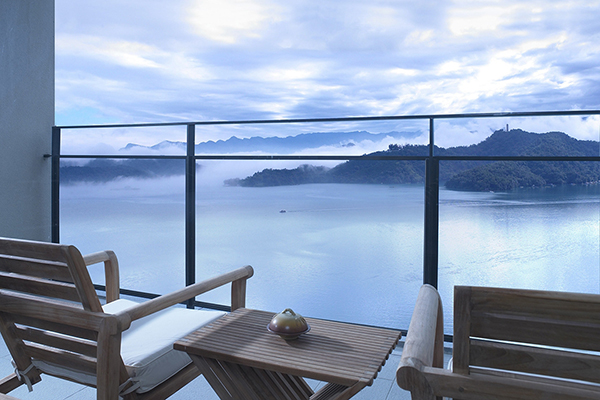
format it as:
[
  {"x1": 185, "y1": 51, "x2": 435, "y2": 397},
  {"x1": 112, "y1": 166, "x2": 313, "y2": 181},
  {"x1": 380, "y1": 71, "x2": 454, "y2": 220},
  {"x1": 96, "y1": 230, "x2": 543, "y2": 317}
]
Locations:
[
  {"x1": 185, "y1": 124, "x2": 196, "y2": 308},
  {"x1": 423, "y1": 118, "x2": 439, "y2": 287},
  {"x1": 51, "y1": 127, "x2": 61, "y2": 243}
]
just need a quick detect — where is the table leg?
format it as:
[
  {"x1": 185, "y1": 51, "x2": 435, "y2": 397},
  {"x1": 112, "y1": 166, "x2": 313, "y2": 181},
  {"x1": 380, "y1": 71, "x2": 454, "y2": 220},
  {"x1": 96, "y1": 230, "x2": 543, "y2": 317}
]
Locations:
[
  {"x1": 189, "y1": 354, "x2": 314, "y2": 400},
  {"x1": 310, "y1": 382, "x2": 366, "y2": 400},
  {"x1": 190, "y1": 355, "x2": 243, "y2": 399}
]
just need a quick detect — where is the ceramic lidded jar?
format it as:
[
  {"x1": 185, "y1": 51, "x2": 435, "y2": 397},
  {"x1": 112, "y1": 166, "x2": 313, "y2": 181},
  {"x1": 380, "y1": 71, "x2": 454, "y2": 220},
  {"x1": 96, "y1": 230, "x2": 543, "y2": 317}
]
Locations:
[{"x1": 267, "y1": 308, "x2": 310, "y2": 340}]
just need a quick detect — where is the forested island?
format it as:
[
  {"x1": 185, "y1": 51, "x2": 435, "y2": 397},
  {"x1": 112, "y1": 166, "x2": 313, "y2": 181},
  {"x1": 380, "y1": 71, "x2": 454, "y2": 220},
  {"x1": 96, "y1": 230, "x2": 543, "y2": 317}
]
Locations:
[{"x1": 225, "y1": 129, "x2": 600, "y2": 191}]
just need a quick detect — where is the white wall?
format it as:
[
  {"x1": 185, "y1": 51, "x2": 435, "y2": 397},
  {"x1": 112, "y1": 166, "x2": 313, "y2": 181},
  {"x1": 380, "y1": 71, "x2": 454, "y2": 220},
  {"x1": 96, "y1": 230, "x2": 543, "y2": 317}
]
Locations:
[{"x1": 0, "y1": 0, "x2": 54, "y2": 241}]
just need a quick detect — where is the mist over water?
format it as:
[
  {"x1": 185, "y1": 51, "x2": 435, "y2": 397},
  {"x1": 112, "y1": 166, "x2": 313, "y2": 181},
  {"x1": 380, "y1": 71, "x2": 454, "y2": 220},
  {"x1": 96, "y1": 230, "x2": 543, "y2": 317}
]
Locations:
[{"x1": 60, "y1": 178, "x2": 600, "y2": 333}]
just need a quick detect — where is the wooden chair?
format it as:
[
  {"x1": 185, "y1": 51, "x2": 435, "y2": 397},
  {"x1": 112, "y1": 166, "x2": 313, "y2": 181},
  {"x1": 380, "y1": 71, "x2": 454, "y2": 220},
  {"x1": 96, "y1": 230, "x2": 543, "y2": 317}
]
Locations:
[
  {"x1": 0, "y1": 237, "x2": 254, "y2": 399},
  {"x1": 397, "y1": 284, "x2": 600, "y2": 400}
]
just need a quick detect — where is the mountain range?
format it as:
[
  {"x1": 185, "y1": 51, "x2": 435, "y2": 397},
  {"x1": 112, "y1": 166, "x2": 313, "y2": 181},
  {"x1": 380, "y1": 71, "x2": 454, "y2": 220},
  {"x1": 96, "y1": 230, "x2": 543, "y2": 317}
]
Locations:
[
  {"x1": 123, "y1": 130, "x2": 419, "y2": 154},
  {"x1": 60, "y1": 130, "x2": 416, "y2": 183}
]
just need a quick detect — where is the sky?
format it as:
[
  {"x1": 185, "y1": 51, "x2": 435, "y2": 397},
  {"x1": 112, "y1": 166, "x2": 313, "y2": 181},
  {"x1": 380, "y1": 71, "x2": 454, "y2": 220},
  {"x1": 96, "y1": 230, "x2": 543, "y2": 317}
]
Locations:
[{"x1": 55, "y1": 0, "x2": 600, "y2": 152}]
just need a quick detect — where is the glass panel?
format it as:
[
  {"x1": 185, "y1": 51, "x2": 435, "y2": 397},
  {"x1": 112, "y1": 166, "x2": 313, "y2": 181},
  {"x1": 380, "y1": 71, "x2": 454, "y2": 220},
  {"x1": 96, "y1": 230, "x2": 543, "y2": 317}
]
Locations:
[
  {"x1": 59, "y1": 158, "x2": 187, "y2": 295},
  {"x1": 192, "y1": 120, "x2": 430, "y2": 329},
  {"x1": 195, "y1": 119, "x2": 430, "y2": 155},
  {"x1": 195, "y1": 159, "x2": 424, "y2": 330},
  {"x1": 434, "y1": 115, "x2": 600, "y2": 156},
  {"x1": 60, "y1": 125, "x2": 186, "y2": 156},
  {"x1": 438, "y1": 161, "x2": 600, "y2": 335},
  {"x1": 436, "y1": 116, "x2": 600, "y2": 335}
]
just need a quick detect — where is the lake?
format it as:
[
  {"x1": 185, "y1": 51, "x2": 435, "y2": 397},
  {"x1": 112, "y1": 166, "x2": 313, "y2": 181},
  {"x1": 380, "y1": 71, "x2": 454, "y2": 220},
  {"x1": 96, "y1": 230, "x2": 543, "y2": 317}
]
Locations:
[{"x1": 60, "y1": 179, "x2": 600, "y2": 334}]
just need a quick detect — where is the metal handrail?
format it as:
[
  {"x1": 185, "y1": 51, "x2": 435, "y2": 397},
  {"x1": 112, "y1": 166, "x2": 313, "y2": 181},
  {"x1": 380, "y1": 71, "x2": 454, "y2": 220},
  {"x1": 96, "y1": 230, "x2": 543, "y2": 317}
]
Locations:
[
  {"x1": 55, "y1": 109, "x2": 600, "y2": 130},
  {"x1": 51, "y1": 109, "x2": 600, "y2": 307}
]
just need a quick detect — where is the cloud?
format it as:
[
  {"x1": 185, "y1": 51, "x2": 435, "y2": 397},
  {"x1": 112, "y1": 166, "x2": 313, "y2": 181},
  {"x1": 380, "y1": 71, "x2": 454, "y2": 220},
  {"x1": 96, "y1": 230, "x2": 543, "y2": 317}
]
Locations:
[
  {"x1": 185, "y1": 0, "x2": 282, "y2": 44},
  {"x1": 55, "y1": 0, "x2": 600, "y2": 151},
  {"x1": 57, "y1": 35, "x2": 164, "y2": 69}
]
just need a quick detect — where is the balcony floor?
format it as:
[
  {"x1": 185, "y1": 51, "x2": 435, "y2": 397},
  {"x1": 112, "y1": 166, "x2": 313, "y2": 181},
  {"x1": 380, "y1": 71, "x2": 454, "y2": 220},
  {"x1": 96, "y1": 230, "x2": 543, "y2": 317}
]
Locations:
[{"x1": 0, "y1": 336, "x2": 451, "y2": 400}]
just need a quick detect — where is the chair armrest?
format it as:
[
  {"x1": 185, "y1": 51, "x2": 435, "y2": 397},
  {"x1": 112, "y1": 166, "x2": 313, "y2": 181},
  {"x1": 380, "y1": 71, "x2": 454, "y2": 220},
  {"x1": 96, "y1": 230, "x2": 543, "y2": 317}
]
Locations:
[
  {"x1": 119, "y1": 265, "x2": 254, "y2": 322},
  {"x1": 82, "y1": 250, "x2": 120, "y2": 303},
  {"x1": 397, "y1": 284, "x2": 444, "y2": 396}
]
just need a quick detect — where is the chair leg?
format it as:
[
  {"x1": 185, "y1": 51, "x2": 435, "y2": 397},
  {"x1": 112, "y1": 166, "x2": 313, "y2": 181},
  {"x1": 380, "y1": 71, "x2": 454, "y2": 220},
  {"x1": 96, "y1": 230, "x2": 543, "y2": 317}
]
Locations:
[
  {"x1": 132, "y1": 363, "x2": 201, "y2": 400},
  {"x1": 0, "y1": 373, "x2": 29, "y2": 399},
  {"x1": 0, "y1": 373, "x2": 25, "y2": 394}
]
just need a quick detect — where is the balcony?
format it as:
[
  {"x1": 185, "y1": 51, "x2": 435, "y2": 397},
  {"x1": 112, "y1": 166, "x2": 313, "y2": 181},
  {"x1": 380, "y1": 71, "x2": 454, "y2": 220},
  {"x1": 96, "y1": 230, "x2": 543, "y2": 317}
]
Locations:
[
  {"x1": 3, "y1": 1, "x2": 600, "y2": 397},
  {"x1": 2, "y1": 110, "x2": 600, "y2": 399}
]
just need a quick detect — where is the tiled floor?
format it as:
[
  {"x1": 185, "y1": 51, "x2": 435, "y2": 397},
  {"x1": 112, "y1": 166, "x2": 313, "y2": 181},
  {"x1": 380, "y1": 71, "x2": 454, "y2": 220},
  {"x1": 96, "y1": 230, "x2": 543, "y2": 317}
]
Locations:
[{"x1": 0, "y1": 337, "x2": 450, "y2": 399}]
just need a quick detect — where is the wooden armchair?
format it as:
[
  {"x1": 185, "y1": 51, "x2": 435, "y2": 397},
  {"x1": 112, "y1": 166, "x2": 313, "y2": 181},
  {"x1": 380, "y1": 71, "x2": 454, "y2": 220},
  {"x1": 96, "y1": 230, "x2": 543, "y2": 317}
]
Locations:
[
  {"x1": 397, "y1": 284, "x2": 600, "y2": 400},
  {"x1": 0, "y1": 237, "x2": 254, "y2": 399}
]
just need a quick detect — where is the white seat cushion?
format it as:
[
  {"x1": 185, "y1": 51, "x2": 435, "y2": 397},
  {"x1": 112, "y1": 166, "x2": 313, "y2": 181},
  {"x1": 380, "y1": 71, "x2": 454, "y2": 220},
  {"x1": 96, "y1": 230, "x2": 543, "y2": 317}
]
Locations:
[{"x1": 33, "y1": 299, "x2": 225, "y2": 394}]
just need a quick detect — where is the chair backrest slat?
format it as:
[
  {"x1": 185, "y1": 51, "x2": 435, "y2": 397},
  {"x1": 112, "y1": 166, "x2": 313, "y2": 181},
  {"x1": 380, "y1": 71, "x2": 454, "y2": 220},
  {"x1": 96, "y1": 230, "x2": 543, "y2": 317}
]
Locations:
[
  {"x1": 0, "y1": 274, "x2": 81, "y2": 303},
  {"x1": 0, "y1": 238, "x2": 68, "y2": 263},
  {"x1": 0, "y1": 255, "x2": 73, "y2": 282},
  {"x1": 0, "y1": 238, "x2": 102, "y2": 311},
  {"x1": 470, "y1": 308, "x2": 600, "y2": 351},
  {"x1": 454, "y1": 286, "x2": 600, "y2": 384},
  {"x1": 9, "y1": 312, "x2": 99, "y2": 342},
  {"x1": 25, "y1": 344, "x2": 97, "y2": 376},
  {"x1": 468, "y1": 287, "x2": 600, "y2": 350},
  {"x1": 17, "y1": 326, "x2": 97, "y2": 358},
  {"x1": 470, "y1": 338, "x2": 600, "y2": 384},
  {"x1": 0, "y1": 292, "x2": 103, "y2": 336}
]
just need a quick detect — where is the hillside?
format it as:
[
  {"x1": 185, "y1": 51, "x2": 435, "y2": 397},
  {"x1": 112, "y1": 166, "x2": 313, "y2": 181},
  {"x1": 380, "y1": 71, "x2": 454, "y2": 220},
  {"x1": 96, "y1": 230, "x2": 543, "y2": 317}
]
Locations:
[
  {"x1": 224, "y1": 165, "x2": 330, "y2": 187},
  {"x1": 445, "y1": 130, "x2": 600, "y2": 190},
  {"x1": 60, "y1": 159, "x2": 189, "y2": 184},
  {"x1": 228, "y1": 129, "x2": 600, "y2": 191}
]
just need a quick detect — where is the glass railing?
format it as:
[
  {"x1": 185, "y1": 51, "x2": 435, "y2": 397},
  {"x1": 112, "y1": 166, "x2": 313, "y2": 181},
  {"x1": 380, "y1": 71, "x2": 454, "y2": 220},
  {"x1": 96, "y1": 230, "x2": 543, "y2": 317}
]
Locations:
[{"x1": 50, "y1": 110, "x2": 600, "y2": 334}]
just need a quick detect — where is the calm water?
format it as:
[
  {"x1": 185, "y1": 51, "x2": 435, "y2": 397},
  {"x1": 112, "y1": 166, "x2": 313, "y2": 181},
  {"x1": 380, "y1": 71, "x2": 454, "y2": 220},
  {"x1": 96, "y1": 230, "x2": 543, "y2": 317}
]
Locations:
[{"x1": 60, "y1": 179, "x2": 600, "y2": 334}]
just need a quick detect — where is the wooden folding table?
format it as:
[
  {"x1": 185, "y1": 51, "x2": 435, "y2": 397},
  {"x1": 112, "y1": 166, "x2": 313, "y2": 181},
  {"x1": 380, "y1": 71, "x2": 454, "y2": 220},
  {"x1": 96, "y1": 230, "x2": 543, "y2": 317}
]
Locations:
[{"x1": 174, "y1": 308, "x2": 401, "y2": 400}]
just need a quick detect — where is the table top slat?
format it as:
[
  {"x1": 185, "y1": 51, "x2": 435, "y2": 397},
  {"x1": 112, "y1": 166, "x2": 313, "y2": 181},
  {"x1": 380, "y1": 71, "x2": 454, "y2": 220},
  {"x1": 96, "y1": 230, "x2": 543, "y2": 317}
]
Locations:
[
  {"x1": 193, "y1": 335, "x2": 394, "y2": 370},
  {"x1": 175, "y1": 308, "x2": 401, "y2": 386}
]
